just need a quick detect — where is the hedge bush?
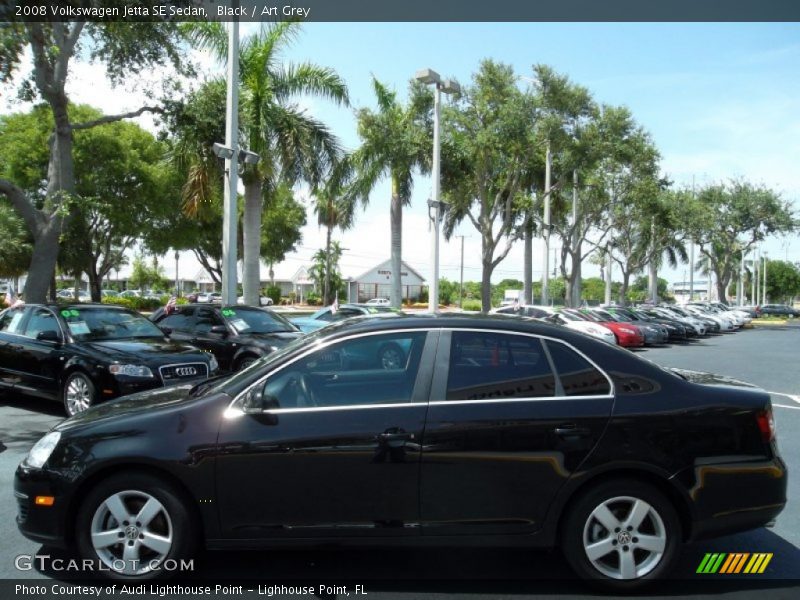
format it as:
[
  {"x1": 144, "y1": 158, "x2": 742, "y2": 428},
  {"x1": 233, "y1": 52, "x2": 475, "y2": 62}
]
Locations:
[{"x1": 461, "y1": 299, "x2": 483, "y2": 311}]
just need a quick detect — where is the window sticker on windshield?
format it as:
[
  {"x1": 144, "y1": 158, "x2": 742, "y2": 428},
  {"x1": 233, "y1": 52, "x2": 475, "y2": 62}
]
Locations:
[
  {"x1": 67, "y1": 321, "x2": 90, "y2": 335},
  {"x1": 230, "y1": 318, "x2": 250, "y2": 331},
  {"x1": 221, "y1": 309, "x2": 236, "y2": 317}
]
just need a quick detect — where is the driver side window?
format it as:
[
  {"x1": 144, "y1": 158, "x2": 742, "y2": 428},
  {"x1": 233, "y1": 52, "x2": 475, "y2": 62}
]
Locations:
[{"x1": 244, "y1": 331, "x2": 427, "y2": 411}]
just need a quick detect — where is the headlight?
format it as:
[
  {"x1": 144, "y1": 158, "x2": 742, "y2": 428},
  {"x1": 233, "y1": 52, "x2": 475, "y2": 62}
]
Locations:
[
  {"x1": 619, "y1": 327, "x2": 636, "y2": 334},
  {"x1": 109, "y1": 364, "x2": 154, "y2": 378},
  {"x1": 24, "y1": 432, "x2": 61, "y2": 469},
  {"x1": 208, "y1": 355, "x2": 219, "y2": 372}
]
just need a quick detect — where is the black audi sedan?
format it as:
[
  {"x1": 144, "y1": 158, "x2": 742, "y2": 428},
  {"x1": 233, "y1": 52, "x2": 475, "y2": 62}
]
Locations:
[
  {"x1": 149, "y1": 304, "x2": 302, "y2": 372},
  {"x1": 0, "y1": 304, "x2": 218, "y2": 416},
  {"x1": 15, "y1": 314, "x2": 786, "y2": 589}
]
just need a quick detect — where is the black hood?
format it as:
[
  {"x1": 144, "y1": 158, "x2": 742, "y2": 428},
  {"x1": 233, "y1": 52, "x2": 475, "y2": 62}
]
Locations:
[{"x1": 83, "y1": 339, "x2": 209, "y2": 364}]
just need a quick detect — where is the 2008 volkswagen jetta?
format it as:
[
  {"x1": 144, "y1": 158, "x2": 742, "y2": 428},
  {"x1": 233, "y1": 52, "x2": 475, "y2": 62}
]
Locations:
[{"x1": 15, "y1": 313, "x2": 786, "y2": 590}]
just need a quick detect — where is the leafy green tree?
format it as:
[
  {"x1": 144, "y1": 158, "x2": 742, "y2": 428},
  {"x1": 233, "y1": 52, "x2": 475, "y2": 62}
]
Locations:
[
  {"x1": 348, "y1": 77, "x2": 433, "y2": 308},
  {"x1": 0, "y1": 202, "x2": 32, "y2": 278},
  {"x1": 261, "y1": 183, "x2": 307, "y2": 285},
  {"x1": 0, "y1": 16, "x2": 192, "y2": 302},
  {"x1": 765, "y1": 260, "x2": 800, "y2": 304},
  {"x1": 685, "y1": 180, "x2": 796, "y2": 302},
  {"x1": 128, "y1": 255, "x2": 169, "y2": 292},
  {"x1": 438, "y1": 278, "x2": 460, "y2": 306},
  {"x1": 2, "y1": 104, "x2": 177, "y2": 301},
  {"x1": 190, "y1": 22, "x2": 348, "y2": 305},
  {"x1": 442, "y1": 60, "x2": 536, "y2": 312}
]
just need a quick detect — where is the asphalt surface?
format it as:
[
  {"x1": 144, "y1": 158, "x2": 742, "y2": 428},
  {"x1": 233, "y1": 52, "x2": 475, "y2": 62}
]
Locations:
[{"x1": 0, "y1": 323, "x2": 798, "y2": 599}]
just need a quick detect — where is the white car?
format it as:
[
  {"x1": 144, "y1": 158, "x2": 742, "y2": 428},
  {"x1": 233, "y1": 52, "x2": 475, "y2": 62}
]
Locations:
[
  {"x1": 366, "y1": 298, "x2": 391, "y2": 306},
  {"x1": 237, "y1": 295, "x2": 274, "y2": 307},
  {"x1": 492, "y1": 304, "x2": 617, "y2": 345}
]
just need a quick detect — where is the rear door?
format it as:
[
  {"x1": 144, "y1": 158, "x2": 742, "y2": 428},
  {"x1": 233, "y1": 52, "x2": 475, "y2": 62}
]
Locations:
[{"x1": 420, "y1": 329, "x2": 614, "y2": 536}]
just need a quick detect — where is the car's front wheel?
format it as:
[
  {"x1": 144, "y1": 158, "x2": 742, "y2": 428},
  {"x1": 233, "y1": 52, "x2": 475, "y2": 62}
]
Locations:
[
  {"x1": 75, "y1": 473, "x2": 196, "y2": 580},
  {"x1": 561, "y1": 479, "x2": 681, "y2": 590},
  {"x1": 62, "y1": 372, "x2": 96, "y2": 417}
]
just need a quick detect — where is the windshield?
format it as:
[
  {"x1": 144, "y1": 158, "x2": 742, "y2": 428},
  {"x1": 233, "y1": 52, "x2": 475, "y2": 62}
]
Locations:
[
  {"x1": 61, "y1": 307, "x2": 165, "y2": 340},
  {"x1": 220, "y1": 307, "x2": 297, "y2": 334}
]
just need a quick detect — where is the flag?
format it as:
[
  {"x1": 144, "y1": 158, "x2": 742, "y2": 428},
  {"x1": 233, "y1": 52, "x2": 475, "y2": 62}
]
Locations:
[
  {"x1": 3, "y1": 284, "x2": 24, "y2": 308},
  {"x1": 330, "y1": 296, "x2": 339, "y2": 315},
  {"x1": 165, "y1": 295, "x2": 177, "y2": 315}
]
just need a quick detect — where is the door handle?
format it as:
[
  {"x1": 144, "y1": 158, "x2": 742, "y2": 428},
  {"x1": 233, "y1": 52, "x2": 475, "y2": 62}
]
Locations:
[{"x1": 554, "y1": 424, "x2": 591, "y2": 437}]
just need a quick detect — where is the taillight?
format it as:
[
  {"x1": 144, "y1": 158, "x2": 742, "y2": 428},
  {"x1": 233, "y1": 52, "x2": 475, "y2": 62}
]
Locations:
[{"x1": 756, "y1": 408, "x2": 776, "y2": 443}]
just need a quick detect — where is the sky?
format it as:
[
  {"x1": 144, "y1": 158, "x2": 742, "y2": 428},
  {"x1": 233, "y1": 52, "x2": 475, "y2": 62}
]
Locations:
[{"x1": 3, "y1": 22, "x2": 799, "y2": 290}]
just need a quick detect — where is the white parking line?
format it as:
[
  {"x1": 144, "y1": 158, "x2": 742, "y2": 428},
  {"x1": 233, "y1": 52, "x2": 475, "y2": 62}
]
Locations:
[
  {"x1": 774, "y1": 404, "x2": 800, "y2": 410},
  {"x1": 767, "y1": 391, "x2": 800, "y2": 404}
]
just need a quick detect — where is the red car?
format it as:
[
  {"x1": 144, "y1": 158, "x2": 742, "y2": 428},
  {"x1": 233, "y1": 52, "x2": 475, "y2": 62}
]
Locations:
[{"x1": 564, "y1": 308, "x2": 645, "y2": 347}]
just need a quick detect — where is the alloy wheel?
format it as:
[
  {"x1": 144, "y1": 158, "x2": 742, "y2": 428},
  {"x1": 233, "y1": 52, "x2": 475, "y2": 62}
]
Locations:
[{"x1": 582, "y1": 495, "x2": 667, "y2": 580}]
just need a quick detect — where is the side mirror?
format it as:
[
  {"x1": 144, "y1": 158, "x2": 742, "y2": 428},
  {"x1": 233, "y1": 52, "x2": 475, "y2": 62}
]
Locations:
[
  {"x1": 36, "y1": 330, "x2": 62, "y2": 343},
  {"x1": 210, "y1": 325, "x2": 229, "y2": 337},
  {"x1": 242, "y1": 385, "x2": 280, "y2": 413}
]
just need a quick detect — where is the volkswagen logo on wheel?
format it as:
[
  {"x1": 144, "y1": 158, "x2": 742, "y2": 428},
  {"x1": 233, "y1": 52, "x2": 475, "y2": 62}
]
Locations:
[{"x1": 175, "y1": 367, "x2": 197, "y2": 377}]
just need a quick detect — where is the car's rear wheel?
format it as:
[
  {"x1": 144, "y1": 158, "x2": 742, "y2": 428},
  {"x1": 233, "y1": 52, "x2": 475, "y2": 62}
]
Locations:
[
  {"x1": 76, "y1": 473, "x2": 196, "y2": 580},
  {"x1": 561, "y1": 479, "x2": 680, "y2": 590},
  {"x1": 63, "y1": 372, "x2": 96, "y2": 417}
]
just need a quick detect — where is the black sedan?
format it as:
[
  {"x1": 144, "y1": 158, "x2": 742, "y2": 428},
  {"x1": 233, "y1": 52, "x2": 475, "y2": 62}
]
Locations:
[
  {"x1": 0, "y1": 304, "x2": 218, "y2": 416},
  {"x1": 760, "y1": 303, "x2": 800, "y2": 317},
  {"x1": 150, "y1": 304, "x2": 302, "y2": 372},
  {"x1": 15, "y1": 314, "x2": 786, "y2": 589}
]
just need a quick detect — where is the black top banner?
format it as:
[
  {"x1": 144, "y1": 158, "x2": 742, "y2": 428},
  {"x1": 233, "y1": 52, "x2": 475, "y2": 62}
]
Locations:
[{"x1": 3, "y1": 0, "x2": 800, "y2": 23}]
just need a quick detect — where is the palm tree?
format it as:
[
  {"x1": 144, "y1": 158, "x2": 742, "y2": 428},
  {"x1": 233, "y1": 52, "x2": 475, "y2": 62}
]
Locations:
[
  {"x1": 312, "y1": 160, "x2": 356, "y2": 305},
  {"x1": 190, "y1": 23, "x2": 349, "y2": 305},
  {"x1": 348, "y1": 78, "x2": 433, "y2": 308}
]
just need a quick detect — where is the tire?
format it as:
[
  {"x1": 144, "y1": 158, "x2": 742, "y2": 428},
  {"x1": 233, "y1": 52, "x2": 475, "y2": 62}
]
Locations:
[
  {"x1": 378, "y1": 342, "x2": 405, "y2": 370},
  {"x1": 235, "y1": 355, "x2": 259, "y2": 371},
  {"x1": 75, "y1": 472, "x2": 196, "y2": 581},
  {"x1": 62, "y1": 372, "x2": 97, "y2": 417},
  {"x1": 561, "y1": 478, "x2": 681, "y2": 591}
]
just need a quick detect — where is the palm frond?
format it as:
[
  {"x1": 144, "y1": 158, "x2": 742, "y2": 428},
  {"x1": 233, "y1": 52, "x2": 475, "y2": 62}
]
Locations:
[{"x1": 273, "y1": 63, "x2": 350, "y2": 107}]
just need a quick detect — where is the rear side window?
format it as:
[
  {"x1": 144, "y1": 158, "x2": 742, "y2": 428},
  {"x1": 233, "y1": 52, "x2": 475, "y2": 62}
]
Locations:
[
  {"x1": 157, "y1": 307, "x2": 194, "y2": 332},
  {"x1": 545, "y1": 340, "x2": 611, "y2": 396},
  {"x1": 447, "y1": 331, "x2": 556, "y2": 400},
  {"x1": 0, "y1": 307, "x2": 25, "y2": 334}
]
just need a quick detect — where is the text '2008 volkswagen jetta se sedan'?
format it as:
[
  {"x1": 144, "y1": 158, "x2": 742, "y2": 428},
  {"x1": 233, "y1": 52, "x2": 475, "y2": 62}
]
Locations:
[{"x1": 15, "y1": 313, "x2": 786, "y2": 590}]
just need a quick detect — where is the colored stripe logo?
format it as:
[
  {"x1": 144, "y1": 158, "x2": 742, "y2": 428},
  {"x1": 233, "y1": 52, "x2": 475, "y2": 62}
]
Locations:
[{"x1": 697, "y1": 553, "x2": 773, "y2": 574}]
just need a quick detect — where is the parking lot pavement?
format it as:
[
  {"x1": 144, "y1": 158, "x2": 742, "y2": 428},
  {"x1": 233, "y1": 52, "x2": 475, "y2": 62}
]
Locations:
[{"x1": 0, "y1": 325, "x2": 798, "y2": 597}]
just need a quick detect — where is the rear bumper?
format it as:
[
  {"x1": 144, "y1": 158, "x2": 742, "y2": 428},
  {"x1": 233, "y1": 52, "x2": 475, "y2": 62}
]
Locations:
[{"x1": 675, "y1": 456, "x2": 788, "y2": 541}]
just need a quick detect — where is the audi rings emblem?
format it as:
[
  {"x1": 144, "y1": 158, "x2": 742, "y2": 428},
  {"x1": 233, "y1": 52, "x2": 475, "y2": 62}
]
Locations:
[{"x1": 176, "y1": 367, "x2": 198, "y2": 377}]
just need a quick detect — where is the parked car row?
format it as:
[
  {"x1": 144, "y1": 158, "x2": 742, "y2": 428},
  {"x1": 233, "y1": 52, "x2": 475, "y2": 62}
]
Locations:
[
  {"x1": 493, "y1": 301, "x2": 753, "y2": 347},
  {"x1": 13, "y1": 311, "x2": 787, "y2": 588}
]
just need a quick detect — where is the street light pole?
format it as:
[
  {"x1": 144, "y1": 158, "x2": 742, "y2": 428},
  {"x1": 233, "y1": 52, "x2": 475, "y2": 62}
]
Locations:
[
  {"x1": 416, "y1": 68, "x2": 460, "y2": 314},
  {"x1": 763, "y1": 253, "x2": 768, "y2": 305},
  {"x1": 221, "y1": 16, "x2": 240, "y2": 306}
]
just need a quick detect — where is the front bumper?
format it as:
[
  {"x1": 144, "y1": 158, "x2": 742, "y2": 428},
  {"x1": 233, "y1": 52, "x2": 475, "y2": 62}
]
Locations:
[{"x1": 15, "y1": 465, "x2": 72, "y2": 549}]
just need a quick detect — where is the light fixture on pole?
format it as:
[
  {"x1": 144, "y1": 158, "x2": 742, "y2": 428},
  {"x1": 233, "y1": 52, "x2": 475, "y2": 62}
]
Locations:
[{"x1": 415, "y1": 68, "x2": 460, "y2": 314}]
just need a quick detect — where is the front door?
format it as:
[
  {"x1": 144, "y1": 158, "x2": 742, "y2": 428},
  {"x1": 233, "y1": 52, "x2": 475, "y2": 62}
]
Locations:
[
  {"x1": 15, "y1": 306, "x2": 64, "y2": 399},
  {"x1": 215, "y1": 329, "x2": 437, "y2": 539},
  {"x1": 0, "y1": 306, "x2": 30, "y2": 389},
  {"x1": 420, "y1": 329, "x2": 614, "y2": 536}
]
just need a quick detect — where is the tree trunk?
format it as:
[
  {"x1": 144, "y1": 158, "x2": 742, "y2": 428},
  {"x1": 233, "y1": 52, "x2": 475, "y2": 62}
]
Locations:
[
  {"x1": 88, "y1": 265, "x2": 102, "y2": 302},
  {"x1": 389, "y1": 177, "x2": 403, "y2": 308},
  {"x1": 523, "y1": 215, "x2": 532, "y2": 304},
  {"x1": 26, "y1": 221, "x2": 63, "y2": 303},
  {"x1": 618, "y1": 271, "x2": 631, "y2": 306},
  {"x1": 648, "y1": 260, "x2": 659, "y2": 303},
  {"x1": 324, "y1": 223, "x2": 332, "y2": 305},
  {"x1": 242, "y1": 181, "x2": 263, "y2": 305},
  {"x1": 567, "y1": 246, "x2": 583, "y2": 308},
  {"x1": 716, "y1": 270, "x2": 730, "y2": 303},
  {"x1": 481, "y1": 259, "x2": 492, "y2": 314}
]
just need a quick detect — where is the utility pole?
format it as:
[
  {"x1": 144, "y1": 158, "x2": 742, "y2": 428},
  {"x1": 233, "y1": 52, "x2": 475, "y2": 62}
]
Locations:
[
  {"x1": 457, "y1": 235, "x2": 465, "y2": 309},
  {"x1": 763, "y1": 253, "x2": 768, "y2": 305},
  {"x1": 738, "y1": 249, "x2": 744, "y2": 307},
  {"x1": 755, "y1": 245, "x2": 761, "y2": 306},
  {"x1": 571, "y1": 169, "x2": 580, "y2": 307},
  {"x1": 689, "y1": 175, "x2": 695, "y2": 301},
  {"x1": 542, "y1": 141, "x2": 552, "y2": 305},
  {"x1": 221, "y1": 16, "x2": 240, "y2": 306}
]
